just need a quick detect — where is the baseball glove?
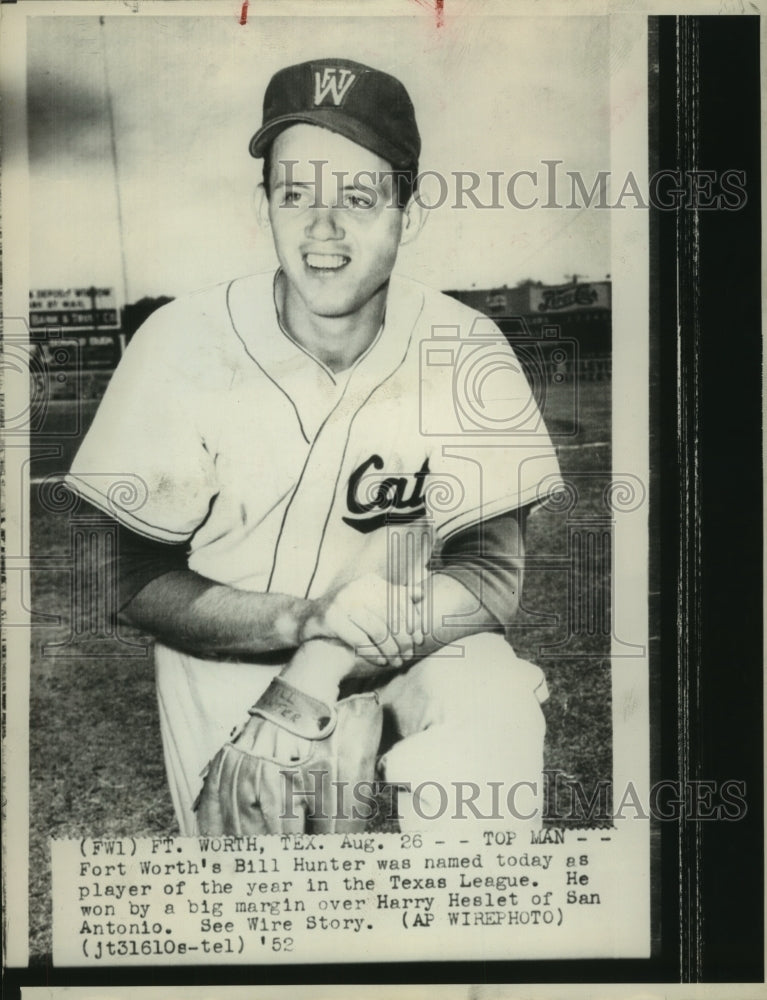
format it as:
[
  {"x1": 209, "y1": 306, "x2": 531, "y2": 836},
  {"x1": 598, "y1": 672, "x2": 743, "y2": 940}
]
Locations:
[{"x1": 195, "y1": 676, "x2": 383, "y2": 835}]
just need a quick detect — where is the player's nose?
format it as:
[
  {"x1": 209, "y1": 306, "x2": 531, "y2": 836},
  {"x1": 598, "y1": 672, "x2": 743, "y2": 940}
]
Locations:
[{"x1": 305, "y1": 206, "x2": 345, "y2": 240}]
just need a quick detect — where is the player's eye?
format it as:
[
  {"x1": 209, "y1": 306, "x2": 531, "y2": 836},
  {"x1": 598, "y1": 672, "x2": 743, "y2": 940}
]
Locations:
[
  {"x1": 343, "y1": 191, "x2": 375, "y2": 210},
  {"x1": 280, "y1": 189, "x2": 308, "y2": 207}
]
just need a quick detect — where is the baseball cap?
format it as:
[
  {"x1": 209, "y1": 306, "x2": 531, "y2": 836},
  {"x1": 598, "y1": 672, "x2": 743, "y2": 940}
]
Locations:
[{"x1": 249, "y1": 58, "x2": 420, "y2": 174}]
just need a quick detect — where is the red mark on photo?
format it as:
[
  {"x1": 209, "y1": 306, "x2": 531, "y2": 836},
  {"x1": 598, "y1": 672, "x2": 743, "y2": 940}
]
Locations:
[
  {"x1": 240, "y1": 0, "x2": 249, "y2": 25},
  {"x1": 410, "y1": 0, "x2": 444, "y2": 27}
]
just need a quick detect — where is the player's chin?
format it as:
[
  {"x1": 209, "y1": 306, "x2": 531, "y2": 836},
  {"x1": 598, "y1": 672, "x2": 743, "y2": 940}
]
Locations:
[{"x1": 296, "y1": 275, "x2": 367, "y2": 315}]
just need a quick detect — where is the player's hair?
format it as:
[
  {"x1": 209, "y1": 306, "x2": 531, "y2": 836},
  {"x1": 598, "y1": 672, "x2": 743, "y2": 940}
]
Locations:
[{"x1": 261, "y1": 144, "x2": 418, "y2": 210}]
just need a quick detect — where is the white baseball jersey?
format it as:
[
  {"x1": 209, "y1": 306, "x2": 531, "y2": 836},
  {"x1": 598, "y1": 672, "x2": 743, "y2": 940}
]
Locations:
[{"x1": 66, "y1": 270, "x2": 562, "y2": 829}]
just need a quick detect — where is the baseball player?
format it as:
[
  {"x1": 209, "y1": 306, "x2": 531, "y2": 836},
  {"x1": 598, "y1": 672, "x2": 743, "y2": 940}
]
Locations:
[{"x1": 66, "y1": 58, "x2": 562, "y2": 835}]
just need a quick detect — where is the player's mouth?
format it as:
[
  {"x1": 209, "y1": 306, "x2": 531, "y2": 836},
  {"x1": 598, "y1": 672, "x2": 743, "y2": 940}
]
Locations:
[{"x1": 303, "y1": 252, "x2": 351, "y2": 272}]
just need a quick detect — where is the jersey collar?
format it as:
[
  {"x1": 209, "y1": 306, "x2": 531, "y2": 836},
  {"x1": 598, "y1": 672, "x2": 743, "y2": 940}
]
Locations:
[{"x1": 226, "y1": 269, "x2": 424, "y2": 441}]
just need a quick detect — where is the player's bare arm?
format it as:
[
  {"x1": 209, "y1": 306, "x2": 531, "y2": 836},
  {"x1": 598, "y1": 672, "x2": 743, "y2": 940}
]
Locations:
[
  {"x1": 120, "y1": 525, "x2": 509, "y2": 689},
  {"x1": 120, "y1": 568, "x2": 417, "y2": 666}
]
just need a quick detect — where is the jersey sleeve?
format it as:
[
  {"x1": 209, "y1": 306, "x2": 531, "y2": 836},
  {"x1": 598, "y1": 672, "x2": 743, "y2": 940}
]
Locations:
[
  {"x1": 421, "y1": 318, "x2": 563, "y2": 541},
  {"x1": 66, "y1": 301, "x2": 219, "y2": 543},
  {"x1": 429, "y1": 508, "x2": 526, "y2": 627},
  {"x1": 67, "y1": 494, "x2": 190, "y2": 612}
]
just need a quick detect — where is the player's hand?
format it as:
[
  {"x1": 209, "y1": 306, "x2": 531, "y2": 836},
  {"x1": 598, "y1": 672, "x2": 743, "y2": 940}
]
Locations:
[{"x1": 299, "y1": 573, "x2": 425, "y2": 668}]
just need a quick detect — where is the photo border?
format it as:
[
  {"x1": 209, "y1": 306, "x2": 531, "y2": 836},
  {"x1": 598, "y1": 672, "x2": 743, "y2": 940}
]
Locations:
[{"x1": 2, "y1": 2, "x2": 763, "y2": 995}]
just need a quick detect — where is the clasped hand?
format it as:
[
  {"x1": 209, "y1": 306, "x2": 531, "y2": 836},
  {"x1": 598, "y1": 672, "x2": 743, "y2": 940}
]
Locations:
[{"x1": 300, "y1": 573, "x2": 425, "y2": 670}]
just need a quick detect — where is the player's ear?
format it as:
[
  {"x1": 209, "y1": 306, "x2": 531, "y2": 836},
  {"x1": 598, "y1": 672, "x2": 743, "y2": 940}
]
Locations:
[
  {"x1": 399, "y1": 196, "x2": 427, "y2": 246},
  {"x1": 254, "y1": 184, "x2": 271, "y2": 229}
]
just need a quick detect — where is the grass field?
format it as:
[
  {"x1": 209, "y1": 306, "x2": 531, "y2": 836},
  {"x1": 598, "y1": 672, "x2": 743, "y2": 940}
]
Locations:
[{"x1": 27, "y1": 374, "x2": 612, "y2": 962}]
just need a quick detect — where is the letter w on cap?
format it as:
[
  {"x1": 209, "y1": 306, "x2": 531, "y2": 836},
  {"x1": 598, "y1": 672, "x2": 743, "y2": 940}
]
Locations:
[{"x1": 314, "y1": 68, "x2": 357, "y2": 106}]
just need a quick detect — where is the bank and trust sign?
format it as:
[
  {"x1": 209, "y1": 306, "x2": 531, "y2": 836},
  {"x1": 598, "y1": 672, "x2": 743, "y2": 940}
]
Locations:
[{"x1": 28, "y1": 287, "x2": 119, "y2": 330}]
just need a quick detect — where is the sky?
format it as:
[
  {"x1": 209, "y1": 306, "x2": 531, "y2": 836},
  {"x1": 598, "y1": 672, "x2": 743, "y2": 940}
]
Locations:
[{"x1": 26, "y1": 10, "x2": 614, "y2": 304}]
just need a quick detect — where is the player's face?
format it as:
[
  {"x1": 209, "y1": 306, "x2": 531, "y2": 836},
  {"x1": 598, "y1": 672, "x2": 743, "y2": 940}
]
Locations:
[{"x1": 260, "y1": 125, "x2": 420, "y2": 320}]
